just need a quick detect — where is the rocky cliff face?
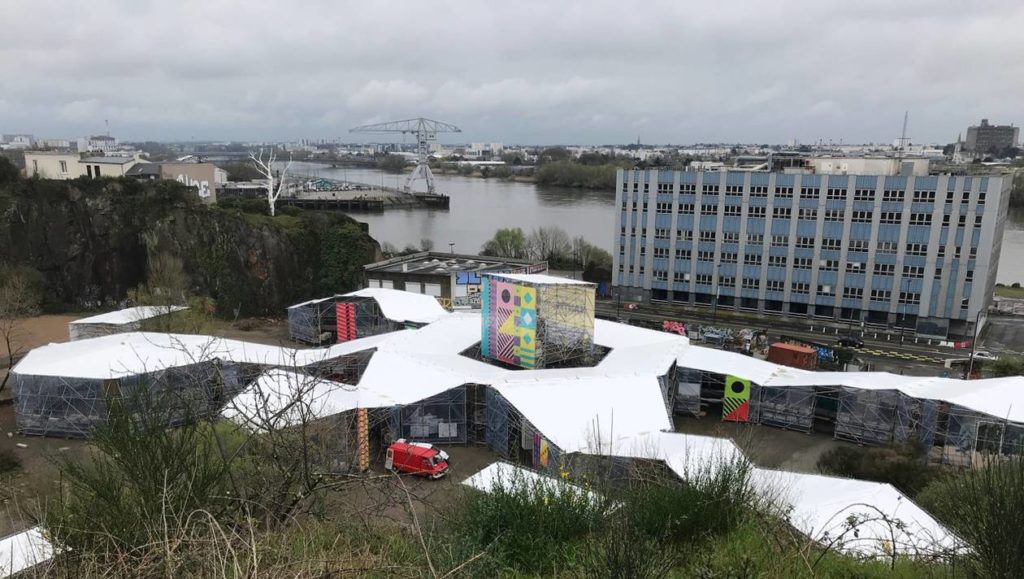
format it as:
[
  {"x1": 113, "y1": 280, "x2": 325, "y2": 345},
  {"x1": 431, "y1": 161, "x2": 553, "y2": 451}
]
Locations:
[{"x1": 0, "y1": 177, "x2": 379, "y2": 316}]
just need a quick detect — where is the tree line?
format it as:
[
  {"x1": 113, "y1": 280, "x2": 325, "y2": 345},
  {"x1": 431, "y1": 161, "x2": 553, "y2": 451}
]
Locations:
[{"x1": 480, "y1": 226, "x2": 612, "y2": 275}]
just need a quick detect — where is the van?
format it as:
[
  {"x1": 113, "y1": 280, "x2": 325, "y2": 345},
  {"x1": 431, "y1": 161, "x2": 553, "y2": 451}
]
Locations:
[{"x1": 385, "y1": 439, "x2": 450, "y2": 479}]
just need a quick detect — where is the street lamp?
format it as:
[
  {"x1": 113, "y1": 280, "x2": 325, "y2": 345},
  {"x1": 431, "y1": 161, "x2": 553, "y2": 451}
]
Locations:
[
  {"x1": 448, "y1": 242, "x2": 455, "y2": 254},
  {"x1": 965, "y1": 301, "x2": 983, "y2": 380},
  {"x1": 712, "y1": 263, "x2": 722, "y2": 324}
]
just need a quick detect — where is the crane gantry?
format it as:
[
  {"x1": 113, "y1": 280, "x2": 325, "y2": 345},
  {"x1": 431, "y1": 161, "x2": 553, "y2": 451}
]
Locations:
[{"x1": 350, "y1": 117, "x2": 461, "y2": 195}]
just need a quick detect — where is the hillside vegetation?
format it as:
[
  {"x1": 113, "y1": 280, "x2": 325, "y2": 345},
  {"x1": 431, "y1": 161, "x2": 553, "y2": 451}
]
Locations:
[{"x1": 0, "y1": 158, "x2": 379, "y2": 317}]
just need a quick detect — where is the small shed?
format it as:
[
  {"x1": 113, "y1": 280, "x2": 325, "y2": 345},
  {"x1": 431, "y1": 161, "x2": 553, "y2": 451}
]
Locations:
[{"x1": 68, "y1": 306, "x2": 187, "y2": 341}]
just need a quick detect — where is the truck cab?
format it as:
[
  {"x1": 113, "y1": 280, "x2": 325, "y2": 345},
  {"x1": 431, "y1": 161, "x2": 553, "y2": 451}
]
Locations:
[{"x1": 385, "y1": 439, "x2": 450, "y2": 479}]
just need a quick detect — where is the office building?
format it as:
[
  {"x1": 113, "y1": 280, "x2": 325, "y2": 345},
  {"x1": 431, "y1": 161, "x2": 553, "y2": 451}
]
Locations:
[
  {"x1": 612, "y1": 168, "x2": 1011, "y2": 339},
  {"x1": 965, "y1": 119, "x2": 1019, "y2": 154}
]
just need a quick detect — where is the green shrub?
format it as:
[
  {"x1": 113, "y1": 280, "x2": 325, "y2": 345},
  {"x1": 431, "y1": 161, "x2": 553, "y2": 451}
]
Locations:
[
  {"x1": 917, "y1": 457, "x2": 1024, "y2": 579},
  {"x1": 816, "y1": 442, "x2": 938, "y2": 496},
  {"x1": 217, "y1": 196, "x2": 269, "y2": 215},
  {"x1": 448, "y1": 470, "x2": 607, "y2": 575}
]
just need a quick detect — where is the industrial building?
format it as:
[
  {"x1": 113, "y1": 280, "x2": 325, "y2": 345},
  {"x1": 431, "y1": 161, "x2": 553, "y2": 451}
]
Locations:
[
  {"x1": 612, "y1": 167, "x2": 1011, "y2": 339},
  {"x1": 965, "y1": 118, "x2": 1019, "y2": 154},
  {"x1": 364, "y1": 251, "x2": 547, "y2": 309}
]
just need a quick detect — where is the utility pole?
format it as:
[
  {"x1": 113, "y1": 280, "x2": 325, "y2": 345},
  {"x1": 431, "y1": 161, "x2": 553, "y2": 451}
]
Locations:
[
  {"x1": 965, "y1": 306, "x2": 983, "y2": 379},
  {"x1": 712, "y1": 263, "x2": 722, "y2": 324}
]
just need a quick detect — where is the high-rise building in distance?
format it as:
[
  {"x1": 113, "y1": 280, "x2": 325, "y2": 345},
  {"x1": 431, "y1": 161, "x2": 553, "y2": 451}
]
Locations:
[
  {"x1": 965, "y1": 119, "x2": 1019, "y2": 154},
  {"x1": 612, "y1": 168, "x2": 1010, "y2": 339}
]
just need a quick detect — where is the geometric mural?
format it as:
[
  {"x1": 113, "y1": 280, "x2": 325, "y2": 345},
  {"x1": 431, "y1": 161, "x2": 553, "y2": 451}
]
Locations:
[
  {"x1": 481, "y1": 278, "x2": 537, "y2": 368},
  {"x1": 723, "y1": 375, "x2": 751, "y2": 422}
]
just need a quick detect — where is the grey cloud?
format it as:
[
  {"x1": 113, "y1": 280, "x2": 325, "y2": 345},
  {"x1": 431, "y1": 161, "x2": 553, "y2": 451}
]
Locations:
[{"x1": 1, "y1": 0, "x2": 1021, "y2": 143}]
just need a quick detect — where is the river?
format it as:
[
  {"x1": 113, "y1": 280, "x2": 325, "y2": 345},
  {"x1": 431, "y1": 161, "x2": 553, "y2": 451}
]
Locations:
[{"x1": 291, "y1": 162, "x2": 1024, "y2": 285}]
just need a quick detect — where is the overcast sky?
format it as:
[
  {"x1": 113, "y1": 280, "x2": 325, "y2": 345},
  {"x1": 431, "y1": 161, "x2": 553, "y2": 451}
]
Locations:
[{"x1": 2, "y1": 0, "x2": 1022, "y2": 145}]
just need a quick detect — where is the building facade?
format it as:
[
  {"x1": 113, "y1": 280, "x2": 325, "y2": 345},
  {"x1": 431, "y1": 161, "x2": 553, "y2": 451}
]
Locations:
[
  {"x1": 965, "y1": 119, "x2": 1019, "y2": 154},
  {"x1": 612, "y1": 169, "x2": 1010, "y2": 339},
  {"x1": 364, "y1": 252, "x2": 547, "y2": 309}
]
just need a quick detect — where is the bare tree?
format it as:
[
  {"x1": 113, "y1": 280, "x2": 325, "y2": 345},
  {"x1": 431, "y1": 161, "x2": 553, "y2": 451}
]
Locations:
[
  {"x1": 249, "y1": 148, "x2": 293, "y2": 217},
  {"x1": 527, "y1": 226, "x2": 571, "y2": 264},
  {"x1": 0, "y1": 268, "x2": 42, "y2": 393}
]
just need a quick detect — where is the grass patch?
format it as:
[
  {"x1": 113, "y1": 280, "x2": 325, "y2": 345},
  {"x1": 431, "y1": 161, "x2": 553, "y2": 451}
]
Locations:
[{"x1": 994, "y1": 283, "x2": 1024, "y2": 298}]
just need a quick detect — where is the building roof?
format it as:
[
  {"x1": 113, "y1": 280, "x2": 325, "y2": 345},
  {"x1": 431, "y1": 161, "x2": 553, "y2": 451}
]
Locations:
[
  {"x1": 0, "y1": 526, "x2": 54, "y2": 577},
  {"x1": 364, "y1": 251, "x2": 543, "y2": 276},
  {"x1": 80, "y1": 156, "x2": 136, "y2": 165},
  {"x1": 69, "y1": 306, "x2": 187, "y2": 326},
  {"x1": 342, "y1": 288, "x2": 449, "y2": 324},
  {"x1": 487, "y1": 272, "x2": 594, "y2": 286},
  {"x1": 125, "y1": 163, "x2": 162, "y2": 176}
]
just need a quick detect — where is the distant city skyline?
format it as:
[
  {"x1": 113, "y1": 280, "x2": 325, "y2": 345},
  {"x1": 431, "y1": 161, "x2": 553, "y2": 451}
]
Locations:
[{"x1": 2, "y1": 1, "x2": 1022, "y2": 145}]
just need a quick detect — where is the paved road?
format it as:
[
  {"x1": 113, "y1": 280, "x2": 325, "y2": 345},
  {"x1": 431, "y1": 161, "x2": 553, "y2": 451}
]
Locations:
[{"x1": 596, "y1": 300, "x2": 967, "y2": 374}]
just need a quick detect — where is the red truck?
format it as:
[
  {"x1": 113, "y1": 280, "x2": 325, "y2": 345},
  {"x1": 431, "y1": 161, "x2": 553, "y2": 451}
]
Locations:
[{"x1": 385, "y1": 439, "x2": 450, "y2": 479}]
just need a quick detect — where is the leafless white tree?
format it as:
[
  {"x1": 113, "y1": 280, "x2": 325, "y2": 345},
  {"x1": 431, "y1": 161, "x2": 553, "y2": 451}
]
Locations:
[{"x1": 249, "y1": 148, "x2": 293, "y2": 217}]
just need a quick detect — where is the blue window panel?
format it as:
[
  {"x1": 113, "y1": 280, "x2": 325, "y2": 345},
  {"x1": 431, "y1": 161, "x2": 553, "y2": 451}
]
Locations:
[
  {"x1": 676, "y1": 216, "x2": 694, "y2": 229},
  {"x1": 906, "y1": 227, "x2": 931, "y2": 243},
  {"x1": 765, "y1": 290, "x2": 784, "y2": 300},
  {"x1": 980, "y1": 177, "x2": 989, "y2": 192},
  {"x1": 681, "y1": 172, "x2": 698, "y2": 185},
  {"x1": 695, "y1": 262, "x2": 715, "y2": 275},
  {"x1": 792, "y1": 270, "x2": 812, "y2": 283},
  {"x1": 656, "y1": 193, "x2": 672, "y2": 203},
  {"x1": 742, "y1": 265, "x2": 761, "y2": 277},
  {"x1": 818, "y1": 271, "x2": 838, "y2": 285},
  {"x1": 719, "y1": 264, "x2": 738, "y2": 276},
  {"x1": 771, "y1": 220, "x2": 791, "y2": 234},
  {"x1": 972, "y1": 230, "x2": 981, "y2": 246},
  {"x1": 654, "y1": 214, "x2": 672, "y2": 228},
  {"x1": 884, "y1": 176, "x2": 908, "y2": 190},
  {"x1": 845, "y1": 274, "x2": 866, "y2": 288},
  {"x1": 850, "y1": 224, "x2": 872, "y2": 239},
  {"x1": 964, "y1": 176, "x2": 973, "y2": 190},
  {"x1": 916, "y1": 176, "x2": 938, "y2": 190},
  {"x1": 852, "y1": 201, "x2": 874, "y2": 212},
  {"x1": 700, "y1": 216, "x2": 717, "y2": 229},
  {"x1": 939, "y1": 229, "x2": 948, "y2": 245},
  {"x1": 751, "y1": 173, "x2": 769, "y2": 186},
  {"x1": 842, "y1": 298, "x2": 862, "y2": 309},
  {"x1": 680, "y1": 193, "x2": 696, "y2": 203},
  {"x1": 872, "y1": 276, "x2": 893, "y2": 290},
  {"x1": 638, "y1": 274, "x2": 645, "y2": 285},
  {"x1": 723, "y1": 216, "x2": 742, "y2": 231},
  {"x1": 776, "y1": 174, "x2": 795, "y2": 187},
  {"x1": 794, "y1": 248, "x2": 814, "y2": 259},
  {"x1": 774, "y1": 199, "x2": 793, "y2": 209},
  {"x1": 875, "y1": 253, "x2": 896, "y2": 265},
  {"x1": 855, "y1": 175, "x2": 877, "y2": 188},
  {"x1": 643, "y1": 172, "x2": 651, "y2": 183},
  {"x1": 749, "y1": 197, "x2": 768, "y2": 207},
  {"x1": 955, "y1": 228, "x2": 965, "y2": 246},
  {"x1": 726, "y1": 172, "x2": 745, "y2": 186},
  {"x1": 673, "y1": 258, "x2": 691, "y2": 268},
  {"x1": 904, "y1": 255, "x2": 926, "y2": 267},
  {"x1": 652, "y1": 280, "x2": 668, "y2": 290},
  {"x1": 943, "y1": 204, "x2": 953, "y2": 215},
  {"x1": 672, "y1": 282, "x2": 690, "y2": 292},
  {"x1": 790, "y1": 293, "x2": 809, "y2": 304},
  {"x1": 746, "y1": 219, "x2": 766, "y2": 234},
  {"x1": 796, "y1": 221, "x2": 818, "y2": 236},
  {"x1": 825, "y1": 198, "x2": 847, "y2": 210},
  {"x1": 867, "y1": 301, "x2": 889, "y2": 312},
  {"x1": 826, "y1": 175, "x2": 849, "y2": 188},
  {"x1": 880, "y1": 202, "x2": 905, "y2": 212},
  {"x1": 654, "y1": 240, "x2": 671, "y2": 250},
  {"x1": 769, "y1": 246, "x2": 789, "y2": 257},
  {"x1": 799, "y1": 198, "x2": 819, "y2": 209},
  {"x1": 816, "y1": 296, "x2": 835, "y2": 307},
  {"x1": 657, "y1": 172, "x2": 674, "y2": 184},
  {"x1": 654, "y1": 258, "x2": 669, "y2": 270},
  {"x1": 803, "y1": 175, "x2": 822, "y2": 187},
  {"x1": 911, "y1": 202, "x2": 934, "y2": 213},
  {"x1": 823, "y1": 223, "x2": 845, "y2": 238},
  {"x1": 705, "y1": 173, "x2": 723, "y2": 185},
  {"x1": 820, "y1": 249, "x2": 841, "y2": 260},
  {"x1": 741, "y1": 288, "x2": 760, "y2": 299},
  {"x1": 767, "y1": 268, "x2": 787, "y2": 280},
  {"x1": 697, "y1": 242, "x2": 716, "y2": 252},
  {"x1": 721, "y1": 243, "x2": 740, "y2": 254},
  {"x1": 878, "y1": 225, "x2": 901, "y2": 242}
]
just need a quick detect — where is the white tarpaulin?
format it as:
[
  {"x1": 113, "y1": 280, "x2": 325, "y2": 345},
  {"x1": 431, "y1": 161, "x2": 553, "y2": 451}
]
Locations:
[
  {"x1": 341, "y1": 288, "x2": 449, "y2": 324},
  {"x1": 0, "y1": 526, "x2": 54, "y2": 578}
]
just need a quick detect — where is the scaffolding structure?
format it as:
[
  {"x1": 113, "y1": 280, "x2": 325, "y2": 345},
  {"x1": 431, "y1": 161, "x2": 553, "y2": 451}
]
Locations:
[
  {"x1": 480, "y1": 274, "x2": 596, "y2": 369},
  {"x1": 333, "y1": 296, "x2": 409, "y2": 341},
  {"x1": 677, "y1": 362, "x2": 1024, "y2": 466},
  {"x1": 389, "y1": 386, "x2": 468, "y2": 444},
  {"x1": 12, "y1": 360, "x2": 256, "y2": 437},
  {"x1": 287, "y1": 297, "x2": 339, "y2": 344}
]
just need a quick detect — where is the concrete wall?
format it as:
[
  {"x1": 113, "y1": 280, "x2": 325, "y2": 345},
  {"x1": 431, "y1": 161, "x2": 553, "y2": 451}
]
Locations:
[
  {"x1": 24, "y1": 152, "x2": 84, "y2": 179},
  {"x1": 159, "y1": 163, "x2": 218, "y2": 203}
]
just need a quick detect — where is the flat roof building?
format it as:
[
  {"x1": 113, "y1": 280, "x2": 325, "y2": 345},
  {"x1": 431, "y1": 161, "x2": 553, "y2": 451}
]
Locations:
[
  {"x1": 612, "y1": 168, "x2": 1011, "y2": 339},
  {"x1": 364, "y1": 252, "x2": 548, "y2": 309},
  {"x1": 965, "y1": 119, "x2": 1019, "y2": 155}
]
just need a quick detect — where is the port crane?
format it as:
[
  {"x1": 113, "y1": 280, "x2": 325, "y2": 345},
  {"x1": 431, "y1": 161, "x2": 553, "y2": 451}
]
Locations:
[{"x1": 350, "y1": 117, "x2": 461, "y2": 195}]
